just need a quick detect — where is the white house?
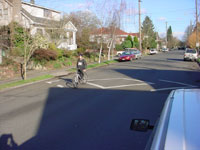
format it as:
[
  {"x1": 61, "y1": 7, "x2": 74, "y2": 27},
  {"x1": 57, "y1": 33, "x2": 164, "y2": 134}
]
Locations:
[{"x1": 0, "y1": 0, "x2": 77, "y2": 50}]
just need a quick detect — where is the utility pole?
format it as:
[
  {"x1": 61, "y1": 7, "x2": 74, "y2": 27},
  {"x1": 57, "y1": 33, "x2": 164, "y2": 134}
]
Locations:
[
  {"x1": 196, "y1": 0, "x2": 199, "y2": 49},
  {"x1": 166, "y1": 21, "x2": 168, "y2": 48},
  {"x1": 138, "y1": 0, "x2": 142, "y2": 51}
]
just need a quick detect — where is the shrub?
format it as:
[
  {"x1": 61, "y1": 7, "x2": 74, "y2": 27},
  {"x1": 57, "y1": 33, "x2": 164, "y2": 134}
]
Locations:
[
  {"x1": 34, "y1": 34, "x2": 49, "y2": 49},
  {"x1": 115, "y1": 44, "x2": 124, "y2": 51},
  {"x1": 66, "y1": 59, "x2": 72, "y2": 66},
  {"x1": 33, "y1": 49, "x2": 58, "y2": 61},
  {"x1": 77, "y1": 48, "x2": 86, "y2": 55},
  {"x1": 1, "y1": 57, "x2": 15, "y2": 66},
  {"x1": 197, "y1": 58, "x2": 200, "y2": 63},
  {"x1": 49, "y1": 43, "x2": 63, "y2": 58},
  {"x1": 53, "y1": 62, "x2": 61, "y2": 69},
  {"x1": 63, "y1": 50, "x2": 73, "y2": 58}
]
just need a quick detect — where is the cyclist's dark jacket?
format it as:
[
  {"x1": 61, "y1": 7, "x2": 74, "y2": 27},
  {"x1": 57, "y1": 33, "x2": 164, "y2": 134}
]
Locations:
[{"x1": 77, "y1": 59, "x2": 87, "y2": 70}]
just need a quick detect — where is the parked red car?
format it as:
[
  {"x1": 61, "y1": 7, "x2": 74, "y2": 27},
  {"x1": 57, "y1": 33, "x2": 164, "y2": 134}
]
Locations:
[{"x1": 119, "y1": 51, "x2": 136, "y2": 61}]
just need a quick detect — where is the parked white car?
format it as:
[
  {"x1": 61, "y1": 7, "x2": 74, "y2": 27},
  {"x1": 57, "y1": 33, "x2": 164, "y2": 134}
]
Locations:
[
  {"x1": 116, "y1": 51, "x2": 125, "y2": 57},
  {"x1": 131, "y1": 89, "x2": 200, "y2": 150},
  {"x1": 125, "y1": 48, "x2": 142, "y2": 59},
  {"x1": 149, "y1": 49, "x2": 158, "y2": 55},
  {"x1": 184, "y1": 49, "x2": 198, "y2": 61},
  {"x1": 151, "y1": 89, "x2": 200, "y2": 150},
  {"x1": 162, "y1": 48, "x2": 169, "y2": 52}
]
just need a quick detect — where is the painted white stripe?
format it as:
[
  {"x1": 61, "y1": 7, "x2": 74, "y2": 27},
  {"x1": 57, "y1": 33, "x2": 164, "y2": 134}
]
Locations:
[
  {"x1": 151, "y1": 86, "x2": 198, "y2": 92},
  {"x1": 87, "y1": 82, "x2": 154, "y2": 89},
  {"x1": 104, "y1": 82, "x2": 154, "y2": 89},
  {"x1": 57, "y1": 85, "x2": 64, "y2": 88},
  {"x1": 88, "y1": 78, "x2": 145, "y2": 83},
  {"x1": 87, "y1": 82, "x2": 105, "y2": 89},
  {"x1": 46, "y1": 80, "x2": 60, "y2": 84},
  {"x1": 88, "y1": 78, "x2": 127, "y2": 82},
  {"x1": 159, "y1": 79, "x2": 196, "y2": 87}
]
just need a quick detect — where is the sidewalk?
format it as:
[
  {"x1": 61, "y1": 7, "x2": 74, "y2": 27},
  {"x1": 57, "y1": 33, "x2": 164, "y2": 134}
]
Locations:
[
  {"x1": 0, "y1": 59, "x2": 113, "y2": 86},
  {"x1": 0, "y1": 66, "x2": 74, "y2": 86}
]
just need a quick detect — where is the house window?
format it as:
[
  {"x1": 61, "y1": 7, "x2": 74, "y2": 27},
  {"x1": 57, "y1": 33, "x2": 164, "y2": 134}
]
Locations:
[
  {"x1": 0, "y1": 2, "x2": 3, "y2": 19},
  {"x1": 0, "y1": 9, "x2": 2, "y2": 18},
  {"x1": 4, "y1": 8, "x2": 8, "y2": 18},
  {"x1": 44, "y1": 9, "x2": 52, "y2": 18}
]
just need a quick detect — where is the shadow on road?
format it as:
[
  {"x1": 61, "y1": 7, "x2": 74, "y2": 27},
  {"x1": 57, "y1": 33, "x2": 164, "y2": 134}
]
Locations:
[
  {"x1": 0, "y1": 134, "x2": 18, "y2": 150},
  {"x1": 167, "y1": 58, "x2": 184, "y2": 62},
  {"x1": 1, "y1": 66, "x2": 200, "y2": 150}
]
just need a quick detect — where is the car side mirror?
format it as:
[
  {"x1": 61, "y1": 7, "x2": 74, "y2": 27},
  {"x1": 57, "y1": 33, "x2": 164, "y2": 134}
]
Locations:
[{"x1": 130, "y1": 119, "x2": 154, "y2": 132}]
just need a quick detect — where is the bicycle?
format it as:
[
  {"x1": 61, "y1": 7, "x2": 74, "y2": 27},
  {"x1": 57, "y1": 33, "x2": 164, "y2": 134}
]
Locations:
[{"x1": 72, "y1": 70, "x2": 88, "y2": 88}]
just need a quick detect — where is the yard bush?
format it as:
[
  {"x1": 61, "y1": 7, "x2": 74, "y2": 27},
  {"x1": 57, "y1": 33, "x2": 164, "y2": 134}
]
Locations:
[
  {"x1": 197, "y1": 58, "x2": 200, "y2": 63},
  {"x1": 33, "y1": 49, "x2": 58, "y2": 61},
  {"x1": 115, "y1": 44, "x2": 124, "y2": 51},
  {"x1": 63, "y1": 50, "x2": 73, "y2": 58},
  {"x1": 53, "y1": 62, "x2": 62, "y2": 69},
  {"x1": 77, "y1": 48, "x2": 86, "y2": 55},
  {"x1": 49, "y1": 43, "x2": 63, "y2": 58},
  {"x1": 1, "y1": 57, "x2": 15, "y2": 66}
]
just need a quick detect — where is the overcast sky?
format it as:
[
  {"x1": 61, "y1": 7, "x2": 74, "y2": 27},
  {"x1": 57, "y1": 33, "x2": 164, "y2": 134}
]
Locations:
[{"x1": 23, "y1": 0, "x2": 196, "y2": 40}]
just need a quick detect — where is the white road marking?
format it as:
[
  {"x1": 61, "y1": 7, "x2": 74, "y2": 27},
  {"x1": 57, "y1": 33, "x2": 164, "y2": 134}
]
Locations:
[
  {"x1": 88, "y1": 78, "x2": 144, "y2": 82},
  {"x1": 104, "y1": 82, "x2": 154, "y2": 89},
  {"x1": 159, "y1": 79, "x2": 196, "y2": 87},
  {"x1": 87, "y1": 82, "x2": 105, "y2": 89},
  {"x1": 87, "y1": 81, "x2": 154, "y2": 89},
  {"x1": 46, "y1": 80, "x2": 60, "y2": 84},
  {"x1": 57, "y1": 85, "x2": 64, "y2": 88},
  {"x1": 150, "y1": 86, "x2": 198, "y2": 92}
]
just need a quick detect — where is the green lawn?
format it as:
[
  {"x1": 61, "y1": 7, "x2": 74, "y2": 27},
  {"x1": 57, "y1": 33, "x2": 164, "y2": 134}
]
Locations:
[
  {"x1": 0, "y1": 60, "x2": 118, "y2": 91},
  {"x1": 0, "y1": 74, "x2": 54, "y2": 90}
]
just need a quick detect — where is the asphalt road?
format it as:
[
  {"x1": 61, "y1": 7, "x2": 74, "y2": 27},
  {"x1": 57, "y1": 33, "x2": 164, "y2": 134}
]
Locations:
[{"x1": 0, "y1": 50, "x2": 200, "y2": 150}]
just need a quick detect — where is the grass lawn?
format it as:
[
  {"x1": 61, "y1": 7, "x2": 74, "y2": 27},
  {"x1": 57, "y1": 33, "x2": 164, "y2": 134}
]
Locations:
[
  {"x1": 0, "y1": 74, "x2": 54, "y2": 90},
  {"x1": 0, "y1": 60, "x2": 118, "y2": 91}
]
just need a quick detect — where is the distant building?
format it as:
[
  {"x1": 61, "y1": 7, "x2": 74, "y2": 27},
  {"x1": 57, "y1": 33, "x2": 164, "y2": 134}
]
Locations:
[
  {"x1": 0, "y1": 0, "x2": 77, "y2": 50},
  {"x1": 90, "y1": 27, "x2": 139, "y2": 45}
]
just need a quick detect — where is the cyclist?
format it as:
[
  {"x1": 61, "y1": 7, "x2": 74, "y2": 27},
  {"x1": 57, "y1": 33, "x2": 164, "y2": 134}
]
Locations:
[{"x1": 76, "y1": 54, "x2": 87, "y2": 80}]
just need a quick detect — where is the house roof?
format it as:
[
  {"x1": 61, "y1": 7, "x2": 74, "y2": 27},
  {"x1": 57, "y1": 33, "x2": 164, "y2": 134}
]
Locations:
[
  {"x1": 22, "y1": 1, "x2": 61, "y2": 13},
  {"x1": 91, "y1": 27, "x2": 139, "y2": 37},
  {"x1": 21, "y1": 8, "x2": 60, "y2": 28}
]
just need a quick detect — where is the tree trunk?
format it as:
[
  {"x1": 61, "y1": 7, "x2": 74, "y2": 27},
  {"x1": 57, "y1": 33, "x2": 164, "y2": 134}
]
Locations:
[
  {"x1": 98, "y1": 43, "x2": 103, "y2": 63},
  {"x1": 20, "y1": 63, "x2": 24, "y2": 80},
  {"x1": 108, "y1": 39, "x2": 113, "y2": 61}
]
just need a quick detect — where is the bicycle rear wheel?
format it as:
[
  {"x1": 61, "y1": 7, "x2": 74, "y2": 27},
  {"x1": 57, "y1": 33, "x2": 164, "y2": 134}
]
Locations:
[{"x1": 73, "y1": 74, "x2": 79, "y2": 88}]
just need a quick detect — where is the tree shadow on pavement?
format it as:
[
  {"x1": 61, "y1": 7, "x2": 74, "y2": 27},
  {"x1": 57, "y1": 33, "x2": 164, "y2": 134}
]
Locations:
[{"x1": 2, "y1": 67, "x2": 200, "y2": 150}]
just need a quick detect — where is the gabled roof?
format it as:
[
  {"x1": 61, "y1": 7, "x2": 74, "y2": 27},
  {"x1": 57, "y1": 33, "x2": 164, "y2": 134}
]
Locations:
[
  {"x1": 21, "y1": 8, "x2": 60, "y2": 28},
  {"x1": 5, "y1": 0, "x2": 13, "y2": 6},
  {"x1": 64, "y1": 21, "x2": 77, "y2": 32},
  {"x1": 22, "y1": 1, "x2": 61, "y2": 13},
  {"x1": 91, "y1": 27, "x2": 139, "y2": 37}
]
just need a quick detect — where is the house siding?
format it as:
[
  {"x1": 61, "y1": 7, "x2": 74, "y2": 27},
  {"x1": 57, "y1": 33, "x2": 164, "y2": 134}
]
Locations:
[
  {"x1": 22, "y1": 2, "x2": 60, "y2": 21},
  {"x1": 0, "y1": 0, "x2": 13, "y2": 26}
]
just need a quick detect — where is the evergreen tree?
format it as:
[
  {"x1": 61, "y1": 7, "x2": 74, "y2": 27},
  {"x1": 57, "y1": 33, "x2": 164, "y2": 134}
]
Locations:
[
  {"x1": 133, "y1": 36, "x2": 139, "y2": 48},
  {"x1": 167, "y1": 26, "x2": 173, "y2": 48},
  {"x1": 141, "y1": 16, "x2": 157, "y2": 49}
]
